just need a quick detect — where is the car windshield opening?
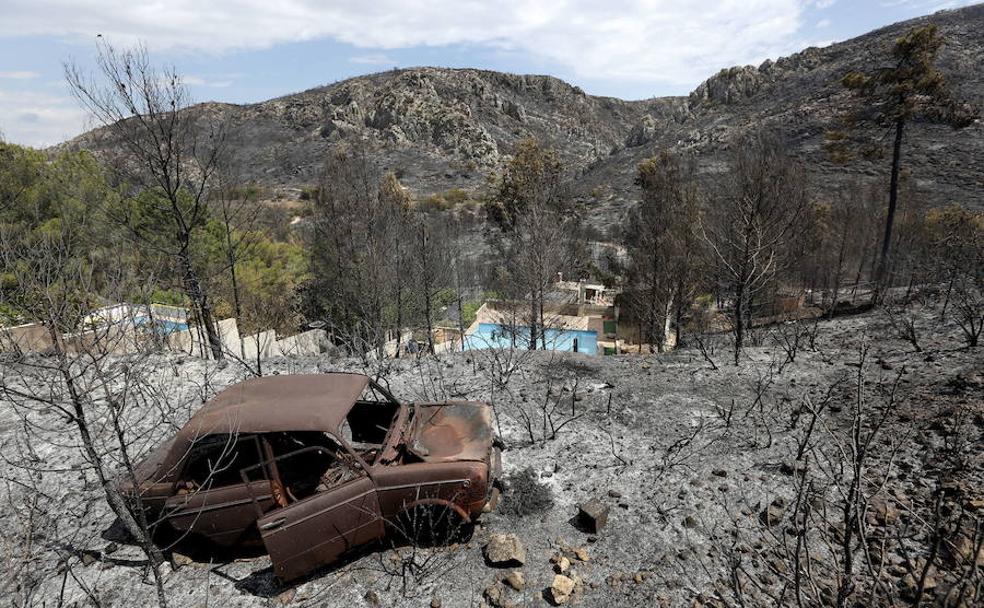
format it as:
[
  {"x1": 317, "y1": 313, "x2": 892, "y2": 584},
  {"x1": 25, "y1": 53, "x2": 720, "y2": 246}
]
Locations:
[{"x1": 344, "y1": 383, "x2": 400, "y2": 448}]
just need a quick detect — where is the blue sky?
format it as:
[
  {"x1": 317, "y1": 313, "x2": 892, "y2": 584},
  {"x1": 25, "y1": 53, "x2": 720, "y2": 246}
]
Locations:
[{"x1": 0, "y1": 0, "x2": 978, "y2": 147}]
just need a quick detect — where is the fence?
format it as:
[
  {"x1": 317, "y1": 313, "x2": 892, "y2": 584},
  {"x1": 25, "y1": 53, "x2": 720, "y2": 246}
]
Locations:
[{"x1": 1, "y1": 316, "x2": 327, "y2": 360}]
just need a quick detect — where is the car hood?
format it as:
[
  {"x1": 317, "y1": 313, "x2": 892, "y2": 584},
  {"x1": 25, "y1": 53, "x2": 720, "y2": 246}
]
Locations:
[{"x1": 407, "y1": 401, "x2": 494, "y2": 463}]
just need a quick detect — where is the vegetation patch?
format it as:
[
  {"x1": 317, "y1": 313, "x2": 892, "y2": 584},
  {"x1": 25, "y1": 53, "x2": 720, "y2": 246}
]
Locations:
[{"x1": 499, "y1": 467, "x2": 554, "y2": 518}]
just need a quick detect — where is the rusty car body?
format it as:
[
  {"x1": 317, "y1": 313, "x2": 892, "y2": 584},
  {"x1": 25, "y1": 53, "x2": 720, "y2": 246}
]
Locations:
[{"x1": 122, "y1": 373, "x2": 501, "y2": 581}]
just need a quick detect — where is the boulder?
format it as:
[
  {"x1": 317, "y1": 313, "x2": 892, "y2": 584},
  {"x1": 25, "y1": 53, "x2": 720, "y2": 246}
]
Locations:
[
  {"x1": 171, "y1": 552, "x2": 194, "y2": 568},
  {"x1": 484, "y1": 534, "x2": 526, "y2": 566},
  {"x1": 548, "y1": 574, "x2": 576, "y2": 605},
  {"x1": 551, "y1": 554, "x2": 571, "y2": 573},
  {"x1": 869, "y1": 497, "x2": 900, "y2": 525},
  {"x1": 504, "y1": 570, "x2": 525, "y2": 591},
  {"x1": 577, "y1": 498, "x2": 610, "y2": 533}
]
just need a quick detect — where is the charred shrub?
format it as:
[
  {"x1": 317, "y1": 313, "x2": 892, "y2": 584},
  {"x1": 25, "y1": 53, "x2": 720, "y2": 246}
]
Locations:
[{"x1": 500, "y1": 467, "x2": 553, "y2": 517}]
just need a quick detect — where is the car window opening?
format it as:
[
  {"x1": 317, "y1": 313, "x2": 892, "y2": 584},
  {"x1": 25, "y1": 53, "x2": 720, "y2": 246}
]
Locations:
[
  {"x1": 265, "y1": 432, "x2": 364, "y2": 505},
  {"x1": 183, "y1": 434, "x2": 263, "y2": 492}
]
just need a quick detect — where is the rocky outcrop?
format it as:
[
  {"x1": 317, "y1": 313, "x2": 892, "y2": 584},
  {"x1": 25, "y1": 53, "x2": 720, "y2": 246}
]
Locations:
[
  {"x1": 689, "y1": 65, "x2": 769, "y2": 106},
  {"x1": 576, "y1": 4, "x2": 984, "y2": 217},
  {"x1": 63, "y1": 5, "x2": 984, "y2": 213}
]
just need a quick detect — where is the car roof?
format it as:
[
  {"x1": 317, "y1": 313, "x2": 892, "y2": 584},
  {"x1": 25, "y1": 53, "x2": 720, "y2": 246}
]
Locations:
[{"x1": 176, "y1": 373, "x2": 371, "y2": 443}]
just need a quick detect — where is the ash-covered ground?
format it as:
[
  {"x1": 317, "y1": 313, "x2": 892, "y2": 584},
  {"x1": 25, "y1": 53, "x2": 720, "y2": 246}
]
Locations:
[{"x1": 2, "y1": 301, "x2": 982, "y2": 607}]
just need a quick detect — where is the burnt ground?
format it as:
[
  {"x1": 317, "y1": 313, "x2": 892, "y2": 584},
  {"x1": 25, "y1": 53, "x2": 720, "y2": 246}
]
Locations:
[{"x1": 1, "y1": 300, "x2": 982, "y2": 608}]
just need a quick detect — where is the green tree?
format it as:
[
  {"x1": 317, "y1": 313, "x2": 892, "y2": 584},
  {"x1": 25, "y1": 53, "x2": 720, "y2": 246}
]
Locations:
[
  {"x1": 487, "y1": 139, "x2": 578, "y2": 350},
  {"x1": 66, "y1": 42, "x2": 227, "y2": 357},
  {"x1": 832, "y1": 25, "x2": 976, "y2": 298},
  {"x1": 0, "y1": 144, "x2": 132, "y2": 319},
  {"x1": 702, "y1": 131, "x2": 808, "y2": 365},
  {"x1": 0, "y1": 143, "x2": 171, "y2": 608},
  {"x1": 623, "y1": 152, "x2": 700, "y2": 352},
  {"x1": 306, "y1": 147, "x2": 413, "y2": 357}
]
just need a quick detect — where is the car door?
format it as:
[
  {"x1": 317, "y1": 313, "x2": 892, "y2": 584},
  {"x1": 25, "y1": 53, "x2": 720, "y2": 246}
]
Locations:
[
  {"x1": 254, "y1": 449, "x2": 385, "y2": 581},
  {"x1": 163, "y1": 434, "x2": 274, "y2": 547},
  {"x1": 164, "y1": 480, "x2": 275, "y2": 546}
]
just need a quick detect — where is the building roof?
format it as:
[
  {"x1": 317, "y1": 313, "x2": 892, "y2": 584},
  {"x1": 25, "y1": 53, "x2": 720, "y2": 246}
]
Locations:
[{"x1": 176, "y1": 373, "x2": 370, "y2": 444}]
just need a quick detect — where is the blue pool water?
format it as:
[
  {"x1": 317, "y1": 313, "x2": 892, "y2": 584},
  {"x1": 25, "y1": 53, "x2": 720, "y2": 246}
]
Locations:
[
  {"x1": 135, "y1": 316, "x2": 189, "y2": 335},
  {"x1": 463, "y1": 323, "x2": 598, "y2": 355}
]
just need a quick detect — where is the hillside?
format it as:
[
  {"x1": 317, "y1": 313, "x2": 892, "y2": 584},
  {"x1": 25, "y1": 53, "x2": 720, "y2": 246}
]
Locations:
[
  {"x1": 583, "y1": 3, "x2": 984, "y2": 227},
  {"x1": 2, "y1": 301, "x2": 981, "y2": 606},
  {"x1": 64, "y1": 6, "x2": 984, "y2": 216}
]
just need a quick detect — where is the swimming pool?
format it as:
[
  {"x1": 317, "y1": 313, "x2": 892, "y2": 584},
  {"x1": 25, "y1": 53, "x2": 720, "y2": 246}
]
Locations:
[
  {"x1": 463, "y1": 323, "x2": 598, "y2": 355},
  {"x1": 135, "y1": 316, "x2": 190, "y2": 335}
]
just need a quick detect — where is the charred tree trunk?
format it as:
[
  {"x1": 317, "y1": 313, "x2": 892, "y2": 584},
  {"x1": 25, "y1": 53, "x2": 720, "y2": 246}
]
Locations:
[
  {"x1": 874, "y1": 117, "x2": 906, "y2": 304},
  {"x1": 45, "y1": 325, "x2": 169, "y2": 608},
  {"x1": 733, "y1": 282, "x2": 745, "y2": 366},
  {"x1": 179, "y1": 250, "x2": 223, "y2": 359},
  {"x1": 529, "y1": 296, "x2": 538, "y2": 350}
]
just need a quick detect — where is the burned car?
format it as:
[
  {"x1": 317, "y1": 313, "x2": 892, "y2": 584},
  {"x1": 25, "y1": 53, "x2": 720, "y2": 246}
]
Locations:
[{"x1": 122, "y1": 373, "x2": 501, "y2": 581}]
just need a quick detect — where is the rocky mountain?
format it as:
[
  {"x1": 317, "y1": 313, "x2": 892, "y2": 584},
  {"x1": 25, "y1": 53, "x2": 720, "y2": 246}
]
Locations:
[
  {"x1": 71, "y1": 68, "x2": 667, "y2": 199},
  {"x1": 583, "y1": 3, "x2": 984, "y2": 228},
  {"x1": 66, "y1": 5, "x2": 984, "y2": 218}
]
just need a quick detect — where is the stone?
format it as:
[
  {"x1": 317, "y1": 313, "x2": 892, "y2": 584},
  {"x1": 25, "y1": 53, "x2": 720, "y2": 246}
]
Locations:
[
  {"x1": 430, "y1": 599, "x2": 442, "y2": 608},
  {"x1": 712, "y1": 469, "x2": 727, "y2": 477},
  {"x1": 551, "y1": 554, "x2": 571, "y2": 573},
  {"x1": 483, "y1": 584, "x2": 504, "y2": 607},
  {"x1": 276, "y1": 589, "x2": 295, "y2": 605},
  {"x1": 946, "y1": 535, "x2": 984, "y2": 568},
  {"x1": 157, "y1": 563, "x2": 173, "y2": 580},
  {"x1": 504, "y1": 570, "x2": 525, "y2": 591},
  {"x1": 577, "y1": 498, "x2": 610, "y2": 533},
  {"x1": 548, "y1": 574, "x2": 576, "y2": 605},
  {"x1": 80, "y1": 551, "x2": 98, "y2": 566},
  {"x1": 573, "y1": 547, "x2": 590, "y2": 562},
  {"x1": 484, "y1": 534, "x2": 526, "y2": 566},
  {"x1": 760, "y1": 503, "x2": 784, "y2": 526},
  {"x1": 171, "y1": 552, "x2": 194, "y2": 568},
  {"x1": 869, "y1": 498, "x2": 900, "y2": 525},
  {"x1": 683, "y1": 515, "x2": 699, "y2": 529},
  {"x1": 364, "y1": 590, "x2": 381, "y2": 606},
  {"x1": 608, "y1": 489, "x2": 622, "y2": 498},
  {"x1": 902, "y1": 571, "x2": 938, "y2": 596}
]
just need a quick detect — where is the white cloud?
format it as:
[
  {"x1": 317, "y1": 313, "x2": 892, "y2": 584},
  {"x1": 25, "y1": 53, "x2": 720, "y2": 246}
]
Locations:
[
  {"x1": 349, "y1": 54, "x2": 397, "y2": 66},
  {"x1": 2, "y1": 0, "x2": 813, "y2": 86},
  {"x1": 0, "y1": 88, "x2": 89, "y2": 147},
  {"x1": 0, "y1": 70, "x2": 40, "y2": 79},
  {"x1": 183, "y1": 75, "x2": 234, "y2": 87},
  {"x1": 879, "y1": 0, "x2": 978, "y2": 9},
  {"x1": 816, "y1": 18, "x2": 832, "y2": 28}
]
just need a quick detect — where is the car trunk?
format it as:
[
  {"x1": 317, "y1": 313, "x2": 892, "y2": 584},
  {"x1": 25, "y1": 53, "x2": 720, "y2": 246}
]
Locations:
[{"x1": 407, "y1": 402, "x2": 494, "y2": 463}]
